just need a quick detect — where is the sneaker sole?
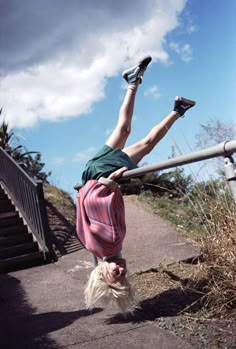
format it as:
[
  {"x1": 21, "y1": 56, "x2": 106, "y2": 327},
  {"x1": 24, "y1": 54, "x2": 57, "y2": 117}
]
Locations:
[
  {"x1": 122, "y1": 55, "x2": 152, "y2": 78},
  {"x1": 175, "y1": 96, "x2": 196, "y2": 106}
]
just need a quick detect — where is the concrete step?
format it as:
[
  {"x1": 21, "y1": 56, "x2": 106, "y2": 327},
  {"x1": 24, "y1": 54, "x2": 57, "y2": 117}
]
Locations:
[
  {"x1": 0, "y1": 185, "x2": 47, "y2": 273},
  {"x1": 0, "y1": 251, "x2": 45, "y2": 273},
  {"x1": 0, "y1": 215, "x2": 23, "y2": 228},
  {"x1": 0, "y1": 195, "x2": 8, "y2": 202},
  {"x1": 0, "y1": 224, "x2": 28, "y2": 237},
  {"x1": 0, "y1": 196, "x2": 11, "y2": 204},
  {"x1": 0, "y1": 204, "x2": 15, "y2": 214},
  {"x1": 0, "y1": 242, "x2": 39, "y2": 260},
  {"x1": 0, "y1": 233, "x2": 33, "y2": 247},
  {"x1": 0, "y1": 211, "x2": 18, "y2": 220}
]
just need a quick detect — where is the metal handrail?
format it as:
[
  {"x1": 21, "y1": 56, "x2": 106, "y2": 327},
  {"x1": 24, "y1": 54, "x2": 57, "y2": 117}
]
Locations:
[
  {"x1": 120, "y1": 139, "x2": 236, "y2": 203},
  {"x1": 121, "y1": 140, "x2": 236, "y2": 179},
  {"x1": 0, "y1": 147, "x2": 55, "y2": 260}
]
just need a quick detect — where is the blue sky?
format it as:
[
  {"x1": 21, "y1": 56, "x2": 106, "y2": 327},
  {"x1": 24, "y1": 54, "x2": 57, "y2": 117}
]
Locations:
[{"x1": 1, "y1": 0, "x2": 235, "y2": 197}]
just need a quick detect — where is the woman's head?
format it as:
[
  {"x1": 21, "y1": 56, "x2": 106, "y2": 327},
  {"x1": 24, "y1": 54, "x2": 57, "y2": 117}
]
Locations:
[
  {"x1": 105, "y1": 257, "x2": 127, "y2": 284},
  {"x1": 84, "y1": 260, "x2": 137, "y2": 313}
]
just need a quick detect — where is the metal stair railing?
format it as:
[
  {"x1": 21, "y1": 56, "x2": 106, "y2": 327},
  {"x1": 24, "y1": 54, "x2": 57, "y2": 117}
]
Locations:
[{"x1": 0, "y1": 147, "x2": 55, "y2": 261}]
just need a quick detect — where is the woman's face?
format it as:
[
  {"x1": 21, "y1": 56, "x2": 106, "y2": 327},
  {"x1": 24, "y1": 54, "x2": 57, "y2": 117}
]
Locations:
[{"x1": 106, "y1": 258, "x2": 127, "y2": 284}]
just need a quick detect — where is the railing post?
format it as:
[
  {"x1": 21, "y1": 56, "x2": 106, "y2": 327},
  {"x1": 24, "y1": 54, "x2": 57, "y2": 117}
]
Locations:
[
  {"x1": 91, "y1": 253, "x2": 98, "y2": 267},
  {"x1": 224, "y1": 156, "x2": 236, "y2": 204},
  {"x1": 36, "y1": 181, "x2": 57, "y2": 261}
]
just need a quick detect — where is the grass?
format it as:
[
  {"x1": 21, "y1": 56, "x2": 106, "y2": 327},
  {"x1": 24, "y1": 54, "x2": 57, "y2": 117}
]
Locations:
[
  {"x1": 192, "y1": 193, "x2": 236, "y2": 316},
  {"x1": 43, "y1": 183, "x2": 76, "y2": 226},
  {"x1": 137, "y1": 186, "x2": 236, "y2": 318},
  {"x1": 138, "y1": 192, "x2": 202, "y2": 241}
]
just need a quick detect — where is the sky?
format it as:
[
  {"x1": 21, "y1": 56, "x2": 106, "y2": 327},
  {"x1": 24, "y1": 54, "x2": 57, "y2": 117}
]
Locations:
[{"x1": 0, "y1": 0, "x2": 235, "y2": 197}]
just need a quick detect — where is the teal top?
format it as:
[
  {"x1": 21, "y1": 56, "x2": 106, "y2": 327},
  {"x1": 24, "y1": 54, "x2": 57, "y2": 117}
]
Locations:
[{"x1": 82, "y1": 145, "x2": 138, "y2": 185}]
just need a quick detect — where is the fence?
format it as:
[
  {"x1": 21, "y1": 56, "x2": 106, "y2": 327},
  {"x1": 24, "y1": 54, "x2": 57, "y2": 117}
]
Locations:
[{"x1": 0, "y1": 147, "x2": 55, "y2": 260}]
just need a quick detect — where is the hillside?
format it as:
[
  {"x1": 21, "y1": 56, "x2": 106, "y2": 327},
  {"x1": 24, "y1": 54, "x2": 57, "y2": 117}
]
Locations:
[{"x1": 43, "y1": 184, "x2": 84, "y2": 257}]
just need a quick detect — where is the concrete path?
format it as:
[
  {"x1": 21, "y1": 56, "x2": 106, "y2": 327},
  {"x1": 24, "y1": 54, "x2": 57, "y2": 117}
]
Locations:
[
  {"x1": 123, "y1": 197, "x2": 199, "y2": 273},
  {"x1": 0, "y1": 197, "x2": 199, "y2": 349}
]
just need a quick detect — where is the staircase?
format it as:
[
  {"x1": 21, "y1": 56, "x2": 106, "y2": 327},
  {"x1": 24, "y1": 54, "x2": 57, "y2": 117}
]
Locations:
[{"x1": 0, "y1": 185, "x2": 45, "y2": 273}]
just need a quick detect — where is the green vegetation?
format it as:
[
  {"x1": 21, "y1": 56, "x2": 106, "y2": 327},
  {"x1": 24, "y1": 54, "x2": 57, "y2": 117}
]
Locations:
[
  {"x1": 0, "y1": 109, "x2": 51, "y2": 182},
  {"x1": 138, "y1": 192, "x2": 200, "y2": 240},
  {"x1": 43, "y1": 183, "x2": 76, "y2": 226}
]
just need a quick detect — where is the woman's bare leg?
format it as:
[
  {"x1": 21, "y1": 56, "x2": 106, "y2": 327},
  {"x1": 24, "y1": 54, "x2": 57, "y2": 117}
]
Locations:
[
  {"x1": 105, "y1": 82, "x2": 139, "y2": 150},
  {"x1": 105, "y1": 55, "x2": 152, "y2": 150},
  {"x1": 123, "y1": 111, "x2": 179, "y2": 164},
  {"x1": 123, "y1": 96, "x2": 196, "y2": 164}
]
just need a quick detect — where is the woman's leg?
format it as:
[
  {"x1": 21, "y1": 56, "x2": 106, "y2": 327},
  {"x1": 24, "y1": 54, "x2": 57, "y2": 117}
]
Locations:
[
  {"x1": 123, "y1": 96, "x2": 196, "y2": 164},
  {"x1": 105, "y1": 55, "x2": 152, "y2": 150},
  {"x1": 105, "y1": 82, "x2": 139, "y2": 150},
  {"x1": 123, "y1": 111, "x2": 179, "y2": 164}
]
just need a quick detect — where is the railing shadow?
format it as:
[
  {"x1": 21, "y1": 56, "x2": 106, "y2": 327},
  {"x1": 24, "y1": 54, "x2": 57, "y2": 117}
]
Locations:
[
  {"x1": 45, "y1": 200, "x2": 84, "y2": 257},
  {"x1": 0, "y1": 273, "x2": 101, "y2": 349}
]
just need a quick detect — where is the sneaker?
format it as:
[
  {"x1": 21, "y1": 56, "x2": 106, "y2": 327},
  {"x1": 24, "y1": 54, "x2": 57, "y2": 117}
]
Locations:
[
  {"x1": 173, "y1": 96, "x2": 196, "y2": 117},
  {"x1": 122, "y1": 55, "x2": 152, "y2": 84}
]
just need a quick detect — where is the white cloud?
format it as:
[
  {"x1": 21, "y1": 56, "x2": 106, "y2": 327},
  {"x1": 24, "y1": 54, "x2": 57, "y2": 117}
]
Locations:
[
  {"x1": 73, "y1": 147, "x2": 97, "y2": 162},
  {"x1": 181, "y1": 44, "x2": 193, "y2": 62},
  {"x1": 187, "y1": 24, "x2": 197, "y2": 34},
  {"x1": 0, "y1": 0, "x2": 187, "y2": 128},
  {"x1": 170, "y1": 42, "x2": 193, "y2": 63},
  {"x1": 143, "y1": 85, "x2": 161, "y2": 99}
]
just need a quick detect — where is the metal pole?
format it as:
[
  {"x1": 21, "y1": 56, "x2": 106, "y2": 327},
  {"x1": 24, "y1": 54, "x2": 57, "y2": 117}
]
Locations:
[
  {"x1": 224, "y1": 156, "x2": 236, "y2": 204},
  {"x1": 121, "y1": 140, "x2": 236, "y2": 180},
  {"x1": 91, "y1": 253, "x2": 98, "y2": 267}
]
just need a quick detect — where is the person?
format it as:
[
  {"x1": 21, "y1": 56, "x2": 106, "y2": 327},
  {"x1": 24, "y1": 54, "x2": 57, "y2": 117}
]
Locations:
[{"x1": 76, "y1": 55, "x2": 196, "y2": 312}]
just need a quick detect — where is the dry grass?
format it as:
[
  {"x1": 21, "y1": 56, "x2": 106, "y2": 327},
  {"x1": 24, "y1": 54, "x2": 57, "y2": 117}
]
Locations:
[
  {"x1": 137, "y1": 181, "x2": 236, "y2": 318},
  {"x1": 43, "y1": 183, "x2": 76, "y2": 226},
  {"x1": 189, "y1": 190, "x2": 236, "y2": 317}
]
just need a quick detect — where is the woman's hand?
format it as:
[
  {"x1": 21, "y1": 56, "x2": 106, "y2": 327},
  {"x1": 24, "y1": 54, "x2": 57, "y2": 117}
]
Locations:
[{"x1": 108, "y1": 167, "x2": 128, "y2": 180}]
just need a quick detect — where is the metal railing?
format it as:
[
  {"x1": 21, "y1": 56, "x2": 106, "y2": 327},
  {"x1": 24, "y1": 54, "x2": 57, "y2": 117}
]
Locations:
[
  {"x1": 121, "y1": 140, "x2": 236, "y2": 203},
  {"x1": 0, "y1": 147, "x2": 55, "y2": 260}
]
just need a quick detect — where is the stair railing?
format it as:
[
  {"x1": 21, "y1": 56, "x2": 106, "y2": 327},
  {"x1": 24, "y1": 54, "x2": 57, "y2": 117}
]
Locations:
[{"x1": 0, "y1": 147, "x2": 55, "y2": 261}]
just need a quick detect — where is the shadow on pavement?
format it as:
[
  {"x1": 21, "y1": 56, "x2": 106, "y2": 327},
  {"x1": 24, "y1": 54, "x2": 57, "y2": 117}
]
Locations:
[
  {"x1": 107, "y1": 285, "x2": 203, "y2": 324},
  {"x1": 0, "y1": 274, "x2": 101, "y2": 349},
  {"x1": 46, "y1": 200, "x2": 84, "y2": 257}
]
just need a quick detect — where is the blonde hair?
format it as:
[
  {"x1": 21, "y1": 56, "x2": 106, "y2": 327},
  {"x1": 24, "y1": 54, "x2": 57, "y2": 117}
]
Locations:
[{"x1": 84, "y1": 261, "x2": 137, "y2": 313}]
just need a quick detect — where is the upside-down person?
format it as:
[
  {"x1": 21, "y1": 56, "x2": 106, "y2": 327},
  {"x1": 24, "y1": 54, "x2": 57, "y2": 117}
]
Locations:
[{"x1": 76, "y1": 55, "x2": 196, "y2": 312}]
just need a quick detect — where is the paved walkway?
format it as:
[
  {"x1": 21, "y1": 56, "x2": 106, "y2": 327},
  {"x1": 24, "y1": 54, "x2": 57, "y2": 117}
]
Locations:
[{"x1": 0, "y1": 197, "x2": 199, "y2": 349}]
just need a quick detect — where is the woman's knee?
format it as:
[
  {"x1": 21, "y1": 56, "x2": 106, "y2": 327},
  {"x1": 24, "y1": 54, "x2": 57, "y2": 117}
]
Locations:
[
  {"x1": 117, "y1": 123, "x2": 131, "y2": 139},
  {"x1": 138, "y1": 137, "x2": 153, "y2": 152}
]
